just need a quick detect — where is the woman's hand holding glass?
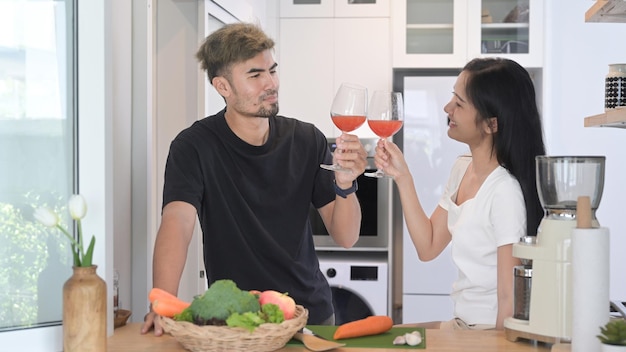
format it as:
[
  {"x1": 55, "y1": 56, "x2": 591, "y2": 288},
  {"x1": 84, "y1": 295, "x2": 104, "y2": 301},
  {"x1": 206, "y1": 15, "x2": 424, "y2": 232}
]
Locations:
[
  {"x1": 371, "y1": 139, "x2": 410, "y2": 181},
  {"x1": 365, "y1": 91, "x2": 404, "y2": 178}
]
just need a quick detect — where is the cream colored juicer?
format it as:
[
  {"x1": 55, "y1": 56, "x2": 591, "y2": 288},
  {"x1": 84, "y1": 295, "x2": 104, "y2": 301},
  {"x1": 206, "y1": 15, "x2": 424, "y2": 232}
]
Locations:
[{"x1": 504, "y1": 156, "x2": 606, "y2": 343}]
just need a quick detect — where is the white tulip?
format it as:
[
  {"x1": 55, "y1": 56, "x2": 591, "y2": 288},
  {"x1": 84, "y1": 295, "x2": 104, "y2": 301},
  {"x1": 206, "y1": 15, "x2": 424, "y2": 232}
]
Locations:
[
  {"x1": 33, "y1": 207, "x2": 60, "y2": 227},
  {"x1": 68, "y1": 194, "x2": 87, "y2": 220},
  {"x1": 33, "y1": 195, "x2": 95, "y2": 267}
]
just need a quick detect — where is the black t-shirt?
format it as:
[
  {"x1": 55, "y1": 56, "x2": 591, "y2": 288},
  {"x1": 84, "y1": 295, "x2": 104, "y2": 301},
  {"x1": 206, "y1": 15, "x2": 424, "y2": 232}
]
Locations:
[{"x1": 162, "y1": 109, "x2": 336, "y2": 324}]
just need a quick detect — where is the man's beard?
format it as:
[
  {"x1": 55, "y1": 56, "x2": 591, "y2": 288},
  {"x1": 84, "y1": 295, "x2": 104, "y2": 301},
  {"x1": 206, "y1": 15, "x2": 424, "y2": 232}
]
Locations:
[
  {"x1": 256, "y1": 90, "x2": 279, "y2": 118},
  {"x1": 257, "y1": 102, "x2": 279, "y2": 118}
]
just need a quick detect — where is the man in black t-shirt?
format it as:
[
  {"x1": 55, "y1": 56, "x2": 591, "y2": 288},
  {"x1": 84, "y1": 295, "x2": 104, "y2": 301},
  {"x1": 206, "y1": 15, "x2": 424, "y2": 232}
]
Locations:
[{"x1": 141, "y1": 22, "x2": 366, "y2": 336}]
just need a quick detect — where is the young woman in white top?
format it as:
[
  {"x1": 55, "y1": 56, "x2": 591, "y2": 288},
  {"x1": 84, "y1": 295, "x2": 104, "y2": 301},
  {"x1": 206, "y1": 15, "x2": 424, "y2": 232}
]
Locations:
[{"x1": 373, "y1": 58, "x2": 546, "y2": 330}]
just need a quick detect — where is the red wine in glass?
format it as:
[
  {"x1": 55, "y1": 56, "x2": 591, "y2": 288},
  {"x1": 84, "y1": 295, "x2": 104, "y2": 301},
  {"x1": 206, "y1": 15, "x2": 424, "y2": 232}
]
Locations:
[
  {"x1": 365, "y1": 91, "x2": 404, "y2": 178},
  {"x1": 320, "y1": 83, "x2": 368, "y2": 172},
  {"x1": 367, "y1": 120, "x2": 403, "y2": 138},
  {"x1": 331, "y1": 114, "x2": 366, "y2": 132}
]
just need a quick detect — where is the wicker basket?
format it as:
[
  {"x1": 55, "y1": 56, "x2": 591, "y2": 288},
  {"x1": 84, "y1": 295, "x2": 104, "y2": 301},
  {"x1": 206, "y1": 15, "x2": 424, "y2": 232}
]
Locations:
[{"x1": 160, "y1": 305, "x2": 308, "y2": 352}]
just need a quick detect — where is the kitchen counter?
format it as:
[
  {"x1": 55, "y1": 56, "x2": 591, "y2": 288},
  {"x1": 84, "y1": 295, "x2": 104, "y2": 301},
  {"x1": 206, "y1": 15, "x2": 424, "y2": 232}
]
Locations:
[{"x1": 108, "y1": 323, "x2": 553, "y2": 351}]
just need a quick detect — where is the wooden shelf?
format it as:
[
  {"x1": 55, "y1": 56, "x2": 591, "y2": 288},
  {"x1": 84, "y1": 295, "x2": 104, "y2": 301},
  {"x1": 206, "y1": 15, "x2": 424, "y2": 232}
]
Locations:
[
  {"x1": 584, "y1": 107, "x2": 626, "y2": 128},
  {"x1": 586, "y1": 0, "x2": 626, "y2": 23}
]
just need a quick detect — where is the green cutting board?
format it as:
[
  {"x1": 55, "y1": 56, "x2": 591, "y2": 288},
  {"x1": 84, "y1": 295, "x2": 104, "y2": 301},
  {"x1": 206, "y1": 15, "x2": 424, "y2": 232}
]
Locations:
[{"x1": 286, "y1": 325, "x2": 426, "y2": 349}]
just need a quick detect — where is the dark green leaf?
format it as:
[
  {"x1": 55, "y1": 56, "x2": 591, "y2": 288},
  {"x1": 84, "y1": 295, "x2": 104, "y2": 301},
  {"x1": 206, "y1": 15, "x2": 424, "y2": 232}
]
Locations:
[{"x1": 81, "y1": 235, "x2": 96, "y2": 267}]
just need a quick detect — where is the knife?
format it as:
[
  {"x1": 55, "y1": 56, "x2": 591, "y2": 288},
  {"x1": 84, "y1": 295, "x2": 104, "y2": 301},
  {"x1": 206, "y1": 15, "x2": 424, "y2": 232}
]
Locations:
[{"x1": 293, "y1": 328, "x2": 345, "y2": 352}]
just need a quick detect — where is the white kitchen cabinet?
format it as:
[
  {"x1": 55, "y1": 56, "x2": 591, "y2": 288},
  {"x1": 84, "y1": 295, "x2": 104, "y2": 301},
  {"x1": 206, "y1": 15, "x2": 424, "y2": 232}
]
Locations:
[
  {"x1": 280, "y1": 0, "x2": 334, "y2": 18},
  {"x1": 278, "y1": 18, "x2": 335, "y2": 135},
  {"x1": 335, "y1": 0, "x2": 390, "y2": 18},
  {"x1": 392, "y1": 0, "x2": 544, "y2": 68},
  {"x1": 278, "y1": 17, "x2": 390, "y2": 138},
  {"x1": 280, "y1": 0, "x2": 389, "y2": 18}
]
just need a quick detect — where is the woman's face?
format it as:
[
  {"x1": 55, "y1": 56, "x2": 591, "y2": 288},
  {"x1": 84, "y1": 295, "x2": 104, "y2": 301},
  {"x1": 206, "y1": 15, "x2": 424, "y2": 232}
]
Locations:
[{"x1": 443, "y1": 71, "x2": 490, "y2": 146}]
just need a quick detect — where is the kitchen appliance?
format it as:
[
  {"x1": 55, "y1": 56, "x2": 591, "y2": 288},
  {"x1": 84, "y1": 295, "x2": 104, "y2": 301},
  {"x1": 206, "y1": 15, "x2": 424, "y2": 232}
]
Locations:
[
  {"x1": 513, "y1": 264, "x2": 533, "y2": 321},
  {"x1": 318, "y1": 252, "x2": 388, "y2": 325},
  {"x1": 309, "y1": 138, "x2": 392, "y2": 250},
  {"x1": 504, "y1": 156, "x2": 606, "y2": 343},
  {"x1": 393, "y1": 69, "x2": 466, "y2": 323}
]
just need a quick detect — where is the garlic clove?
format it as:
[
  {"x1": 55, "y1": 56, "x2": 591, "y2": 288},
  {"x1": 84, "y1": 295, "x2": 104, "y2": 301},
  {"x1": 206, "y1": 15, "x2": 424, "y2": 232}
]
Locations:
[
  {"x1": 404, "y1": 331, "x2": 423, "y2": 346},
  {"x1": 392, "y1": 335, "x2": 406, "y2": 345}
]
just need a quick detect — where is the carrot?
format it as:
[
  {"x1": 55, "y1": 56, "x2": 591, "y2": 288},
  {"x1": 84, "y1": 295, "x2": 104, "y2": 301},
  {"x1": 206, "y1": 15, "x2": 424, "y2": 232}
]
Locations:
[
  {"x1": 333, "y1": 315, "x2": 393, "y2": 340},
  {"x1": 149, "y1": 287, "x2": 179, "y2": 304},
  {"x1": 148, "y1": 288, "x2": 190, "y2": 317}
]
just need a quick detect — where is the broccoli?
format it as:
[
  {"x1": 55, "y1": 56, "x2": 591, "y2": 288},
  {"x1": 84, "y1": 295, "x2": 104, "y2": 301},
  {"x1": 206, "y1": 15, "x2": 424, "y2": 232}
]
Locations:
[{"x1": 188, "y1": 279, "x2": 261, "y2": 325}]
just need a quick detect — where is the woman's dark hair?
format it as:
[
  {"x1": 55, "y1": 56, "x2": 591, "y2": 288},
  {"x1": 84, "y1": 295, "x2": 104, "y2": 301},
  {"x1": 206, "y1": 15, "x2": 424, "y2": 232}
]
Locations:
[{"x1": 462, "y1": 58, "x2": 546, "y2": 237}]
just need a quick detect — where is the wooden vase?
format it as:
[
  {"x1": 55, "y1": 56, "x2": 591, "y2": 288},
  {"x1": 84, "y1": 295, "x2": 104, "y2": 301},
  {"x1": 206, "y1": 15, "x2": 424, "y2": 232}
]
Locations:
[{"x1": 63, "y1": 265, "x2": 107, "y2": 352}]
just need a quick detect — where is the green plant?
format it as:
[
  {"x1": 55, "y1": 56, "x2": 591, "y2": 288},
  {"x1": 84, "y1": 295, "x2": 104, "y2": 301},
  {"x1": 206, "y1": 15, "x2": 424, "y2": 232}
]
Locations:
[{"x1": 597, "y1": 319, "x2": 626, "y2": 346}]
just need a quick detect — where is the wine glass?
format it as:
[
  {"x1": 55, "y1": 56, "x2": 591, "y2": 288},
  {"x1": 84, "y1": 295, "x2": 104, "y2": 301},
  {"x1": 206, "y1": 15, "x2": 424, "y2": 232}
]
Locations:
[
  {"x1": 320, "y1": 83, "x2": 368, "y2": 172},
  {"x1": 364, "y1": 91, "x2": 404, "y2": 178}
]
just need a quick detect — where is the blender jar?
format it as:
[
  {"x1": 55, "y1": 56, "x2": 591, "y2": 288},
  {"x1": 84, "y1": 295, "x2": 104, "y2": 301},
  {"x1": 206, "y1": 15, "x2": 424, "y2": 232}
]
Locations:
[{"x1": 535, "y1": 156, "x2": 606, "y2": 219}]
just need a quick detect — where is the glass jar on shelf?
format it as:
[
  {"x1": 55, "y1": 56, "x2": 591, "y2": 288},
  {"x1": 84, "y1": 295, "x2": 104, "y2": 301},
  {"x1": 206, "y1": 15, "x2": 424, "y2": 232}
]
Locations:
[{"x1": 605, "y1": 63, "x2": 626, "y2": 111}]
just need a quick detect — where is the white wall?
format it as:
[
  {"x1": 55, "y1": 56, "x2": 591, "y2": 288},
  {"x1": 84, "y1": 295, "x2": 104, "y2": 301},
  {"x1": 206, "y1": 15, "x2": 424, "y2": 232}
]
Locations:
[{"x1": 543, "y1": 2, "x2": 626, "y2": 300}]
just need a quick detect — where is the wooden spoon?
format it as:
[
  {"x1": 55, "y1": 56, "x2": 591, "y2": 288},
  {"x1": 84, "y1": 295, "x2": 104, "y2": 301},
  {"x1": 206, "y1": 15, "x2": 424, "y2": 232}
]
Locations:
[{"x1": 292, "y1": 332, "x2": 346, "y2": 352}]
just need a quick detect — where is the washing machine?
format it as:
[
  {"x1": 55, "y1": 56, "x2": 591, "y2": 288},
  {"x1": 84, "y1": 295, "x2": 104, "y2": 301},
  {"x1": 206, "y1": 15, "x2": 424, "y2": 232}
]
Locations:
[{"x1": 318, "y1": 253, "x2": 388, "y2": 325}]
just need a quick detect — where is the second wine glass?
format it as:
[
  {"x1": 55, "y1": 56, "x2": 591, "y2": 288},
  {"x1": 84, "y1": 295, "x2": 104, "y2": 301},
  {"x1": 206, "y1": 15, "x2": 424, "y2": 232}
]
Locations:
[
  {"x1": 365, "y1": 91, "x2": 404, "y2": 178},
  {"x1": 320, "y1": 83, "x2": 368, "y2": 172}
]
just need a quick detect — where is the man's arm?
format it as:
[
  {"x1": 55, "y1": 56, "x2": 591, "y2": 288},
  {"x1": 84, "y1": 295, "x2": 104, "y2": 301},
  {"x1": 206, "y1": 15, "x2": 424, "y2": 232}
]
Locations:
[
  {"x1": 317, "y1": 189, "x2": 361, "y2": 248},
  {"x1": 141, "y1": 201, "x2": 197, "y2": 335}
]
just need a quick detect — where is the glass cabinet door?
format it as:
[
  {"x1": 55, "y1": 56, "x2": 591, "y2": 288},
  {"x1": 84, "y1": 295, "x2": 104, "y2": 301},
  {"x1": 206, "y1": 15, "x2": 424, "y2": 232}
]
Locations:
[
  {"x1": 392, "y1": 0, "x2": 543, "y2": 68},
  {"x1": 479, "y1": 0, "x2": 530, "y2": 54},
  {"x1": 468, "y1": 0, "x2": 543, "y2": 67},
  {"x1": 406, "y1": 0, "x2": 454, "y2": 54},
  {"x1": 392, "y1": 0, "x2": 468, "y2": 68}
]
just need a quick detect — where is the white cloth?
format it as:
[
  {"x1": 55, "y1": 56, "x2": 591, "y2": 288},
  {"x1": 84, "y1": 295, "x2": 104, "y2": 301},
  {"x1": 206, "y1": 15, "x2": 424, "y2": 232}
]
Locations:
[{"x1": 438, "y1": 156, "x2": 526, "y2": 325}]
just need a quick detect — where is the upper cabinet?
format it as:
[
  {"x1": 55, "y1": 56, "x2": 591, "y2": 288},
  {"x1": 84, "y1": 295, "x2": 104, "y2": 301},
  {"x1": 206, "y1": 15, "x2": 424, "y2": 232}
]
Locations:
[
  {"x1": 280, "y1": 0, "x2": 390, "y2": 18},
  {"x1": 392, "y1": 0, "x2": 544, "y2": 68},
  {"x1": 586, "y1": 0, "x2": 626, "y2": 22},
  {"x1": 278, "y1": 1, "x2": 391, "y2": 138}
]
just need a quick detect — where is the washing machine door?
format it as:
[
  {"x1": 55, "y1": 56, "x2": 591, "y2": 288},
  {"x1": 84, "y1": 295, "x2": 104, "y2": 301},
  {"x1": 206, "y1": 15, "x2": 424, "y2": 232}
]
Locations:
[{"x1": 330, "y1": 287, "x2": 374, "y2": 325}]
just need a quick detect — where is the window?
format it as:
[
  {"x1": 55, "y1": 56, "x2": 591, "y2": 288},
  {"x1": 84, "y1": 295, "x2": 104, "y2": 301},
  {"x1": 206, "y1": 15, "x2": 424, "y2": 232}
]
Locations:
[{"x1": 0, "y1": 0, "x2": 75, "y2": 349}]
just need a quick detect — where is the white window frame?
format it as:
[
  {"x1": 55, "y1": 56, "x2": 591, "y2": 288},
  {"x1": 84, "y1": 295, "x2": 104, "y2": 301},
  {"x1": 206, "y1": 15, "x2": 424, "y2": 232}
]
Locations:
[{"x1": 0, "y1": 0, "x2": 113, "y2": 350}]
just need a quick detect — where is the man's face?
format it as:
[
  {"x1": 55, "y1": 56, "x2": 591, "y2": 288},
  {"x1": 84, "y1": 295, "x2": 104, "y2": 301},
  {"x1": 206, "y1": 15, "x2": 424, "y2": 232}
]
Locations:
[{"x1": 225, "y1": 50, "x2": 279, "y2": 118}]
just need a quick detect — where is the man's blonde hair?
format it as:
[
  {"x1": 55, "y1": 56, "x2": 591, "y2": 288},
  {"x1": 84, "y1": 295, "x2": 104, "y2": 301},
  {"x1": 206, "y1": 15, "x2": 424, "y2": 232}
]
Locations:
[{"x1": 196, "y1": 22, "x2": 275, "y2": 84}]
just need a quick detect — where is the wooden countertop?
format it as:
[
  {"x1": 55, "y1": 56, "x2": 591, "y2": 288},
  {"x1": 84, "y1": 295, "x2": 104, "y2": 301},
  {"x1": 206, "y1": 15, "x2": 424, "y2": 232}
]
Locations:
[{"x1": 108, "y1": 323, "x2": 554, "y2": 351}]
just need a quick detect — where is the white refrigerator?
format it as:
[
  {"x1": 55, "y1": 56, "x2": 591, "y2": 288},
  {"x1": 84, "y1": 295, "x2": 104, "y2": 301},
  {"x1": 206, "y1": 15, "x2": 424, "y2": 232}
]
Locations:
[{"x1": 393, "y1": 69, "x2": 468, "y2": 324}]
